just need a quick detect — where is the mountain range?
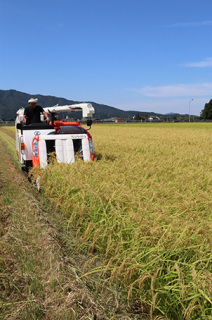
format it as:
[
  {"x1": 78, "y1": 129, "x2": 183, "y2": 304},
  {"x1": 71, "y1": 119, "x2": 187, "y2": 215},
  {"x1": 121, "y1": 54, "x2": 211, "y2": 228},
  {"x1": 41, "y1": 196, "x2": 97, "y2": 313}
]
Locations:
[{"x1": 0, "y1": 89, "x2": 190, "y2": 120}]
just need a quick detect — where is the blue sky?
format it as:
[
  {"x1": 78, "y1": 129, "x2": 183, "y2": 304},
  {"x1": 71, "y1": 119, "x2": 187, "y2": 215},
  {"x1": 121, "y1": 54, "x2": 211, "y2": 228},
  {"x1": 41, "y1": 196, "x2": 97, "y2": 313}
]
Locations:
[{"x1": 1, "y1": 0, "x2": 212, "y2": 115}]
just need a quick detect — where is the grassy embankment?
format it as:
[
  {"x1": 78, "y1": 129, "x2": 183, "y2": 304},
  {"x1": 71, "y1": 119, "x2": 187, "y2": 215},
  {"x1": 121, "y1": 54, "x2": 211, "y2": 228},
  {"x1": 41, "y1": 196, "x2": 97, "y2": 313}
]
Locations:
[
  {"x1": 39, "y1": 123, "x2": 212, "y2": 320},
  {"x1": 1, "y1": 123, "x2": 212, "y2": 319}
]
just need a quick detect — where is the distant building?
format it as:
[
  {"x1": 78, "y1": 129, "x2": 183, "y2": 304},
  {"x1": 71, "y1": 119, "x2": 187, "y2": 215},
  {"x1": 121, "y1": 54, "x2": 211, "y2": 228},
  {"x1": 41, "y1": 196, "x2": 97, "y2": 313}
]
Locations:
[
  {"x1": 94, "y1": 117, "x2": 127, "y2": 123},
  {"x1": 148, "y1": 116, "x2": 161, "y2": 122},
  {"x1": 102, "y1": 118, "x2": 115, "y2": 122},
  {"x1": 114, "y1": 117, "x2": 125, "y2": 123}
]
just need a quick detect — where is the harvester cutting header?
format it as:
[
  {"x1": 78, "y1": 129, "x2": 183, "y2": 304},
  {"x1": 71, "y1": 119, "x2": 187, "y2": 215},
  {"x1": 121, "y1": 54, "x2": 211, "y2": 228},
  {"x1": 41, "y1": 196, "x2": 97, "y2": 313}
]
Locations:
[{"x1": 15, "y1": 98, "x2": 95, "y2": 172}]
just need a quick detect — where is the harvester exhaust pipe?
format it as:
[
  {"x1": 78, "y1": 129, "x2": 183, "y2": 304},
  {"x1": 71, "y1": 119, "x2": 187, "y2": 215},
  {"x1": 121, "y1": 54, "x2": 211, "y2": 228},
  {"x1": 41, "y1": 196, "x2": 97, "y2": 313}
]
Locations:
[
  {"x1": 86, "y1": 119, "x2": 92, "y2": 130},
  {"x1": 50, "y1": 112, "x2": 56, "y2": 126}
]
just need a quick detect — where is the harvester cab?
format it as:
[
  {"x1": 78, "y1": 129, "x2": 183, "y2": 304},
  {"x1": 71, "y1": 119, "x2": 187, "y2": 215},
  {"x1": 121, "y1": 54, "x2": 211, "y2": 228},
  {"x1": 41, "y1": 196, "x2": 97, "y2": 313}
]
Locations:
[{"x1": 15, "y1": 103, "x2": 95, "y2": 172}]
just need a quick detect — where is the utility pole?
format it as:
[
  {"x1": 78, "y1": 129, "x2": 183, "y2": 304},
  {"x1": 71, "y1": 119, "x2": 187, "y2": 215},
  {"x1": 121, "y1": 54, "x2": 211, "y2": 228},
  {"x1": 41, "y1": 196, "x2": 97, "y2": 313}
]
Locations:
[{"x1": 189, "y1": 99, "x2": 194, "y2": 122}]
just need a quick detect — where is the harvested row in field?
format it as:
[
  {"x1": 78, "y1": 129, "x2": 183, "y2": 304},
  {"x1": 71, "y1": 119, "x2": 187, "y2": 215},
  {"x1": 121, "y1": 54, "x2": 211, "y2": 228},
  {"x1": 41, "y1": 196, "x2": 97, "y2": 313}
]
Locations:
[
  {"x1": 38, "y1": 123, "x2": 212, "y2": 320},
  {"x1": 0, "y1": 126, "x2": 16, "y2": 140}
]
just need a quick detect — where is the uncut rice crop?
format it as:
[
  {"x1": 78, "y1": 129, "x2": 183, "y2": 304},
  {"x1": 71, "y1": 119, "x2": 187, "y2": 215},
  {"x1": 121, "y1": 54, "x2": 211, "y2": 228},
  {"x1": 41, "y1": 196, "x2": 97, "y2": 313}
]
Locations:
[{"x1": 39, "y1": 123, "x2": 212, "y2": 320}]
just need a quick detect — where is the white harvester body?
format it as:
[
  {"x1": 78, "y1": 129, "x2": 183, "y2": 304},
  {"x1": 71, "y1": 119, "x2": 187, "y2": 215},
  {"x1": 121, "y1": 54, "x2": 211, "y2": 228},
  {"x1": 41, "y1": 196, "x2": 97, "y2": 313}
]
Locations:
[{"x1": 15, "y1": 103, "x2": 95, "y2": 171}]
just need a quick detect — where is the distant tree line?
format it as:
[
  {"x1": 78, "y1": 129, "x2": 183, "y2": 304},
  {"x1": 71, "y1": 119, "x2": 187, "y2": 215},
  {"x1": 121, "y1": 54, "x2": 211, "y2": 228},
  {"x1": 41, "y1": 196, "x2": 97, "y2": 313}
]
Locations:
[
  {"x1": 133, "y1": 113, "x2": 200, "y2": 122},
  {"x1": 134, "y1": 113, "x2": 148, "y2": 121},
  {"x1": 200, "y1": 99, "x2": 212, "y2": 119}
]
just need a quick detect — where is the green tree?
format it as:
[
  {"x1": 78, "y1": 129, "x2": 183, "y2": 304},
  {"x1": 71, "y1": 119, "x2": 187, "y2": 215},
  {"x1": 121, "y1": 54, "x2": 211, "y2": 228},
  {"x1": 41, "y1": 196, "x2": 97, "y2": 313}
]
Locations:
[
  {"x1": 134, "y1": 113, "x2": 142, "y2": 121},
  {"x1": 200, "y1": 99, "x2": 212, "y2": 119},
  {"x1": 178, "y1": 116, "x2": 185, "y2": 121}
]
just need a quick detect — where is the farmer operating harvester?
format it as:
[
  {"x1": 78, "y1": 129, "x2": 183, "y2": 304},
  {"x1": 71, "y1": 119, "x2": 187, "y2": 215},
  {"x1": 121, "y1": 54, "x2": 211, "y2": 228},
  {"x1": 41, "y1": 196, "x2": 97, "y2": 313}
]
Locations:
[
  {"x1": 16, "y1": 98, "x2": 95, "y2": 172},
  {"x1": 23, "y1": 98, "x2": 50, "y2": 124}
]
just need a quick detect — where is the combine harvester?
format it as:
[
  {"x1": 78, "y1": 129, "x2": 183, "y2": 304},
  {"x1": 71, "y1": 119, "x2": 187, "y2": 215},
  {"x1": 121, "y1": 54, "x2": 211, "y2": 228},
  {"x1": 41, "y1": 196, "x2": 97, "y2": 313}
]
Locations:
[{"x1": 15, "y1": 103, "x2": 95, "y2": 172}]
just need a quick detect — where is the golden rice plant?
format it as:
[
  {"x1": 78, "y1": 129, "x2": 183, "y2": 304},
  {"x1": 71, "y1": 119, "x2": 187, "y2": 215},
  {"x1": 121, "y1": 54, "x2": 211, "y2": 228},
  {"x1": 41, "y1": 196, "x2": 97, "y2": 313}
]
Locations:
[{"x1": 39, "y1": 123, "x2": 212, "y2": 319}]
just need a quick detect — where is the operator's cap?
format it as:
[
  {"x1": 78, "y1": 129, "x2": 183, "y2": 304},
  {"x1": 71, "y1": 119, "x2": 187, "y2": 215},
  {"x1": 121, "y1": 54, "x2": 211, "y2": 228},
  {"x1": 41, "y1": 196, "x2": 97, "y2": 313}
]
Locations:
[{"x1": 28, "y1": 98, "x2": 38, "y2": 104}]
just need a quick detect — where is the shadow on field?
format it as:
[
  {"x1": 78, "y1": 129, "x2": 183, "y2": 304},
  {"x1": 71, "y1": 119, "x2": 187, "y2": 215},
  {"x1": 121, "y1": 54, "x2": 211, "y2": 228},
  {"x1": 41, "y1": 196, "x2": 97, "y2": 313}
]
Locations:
[{"x1": 94, "y1": 152, "x2": 117, "y2": 162}]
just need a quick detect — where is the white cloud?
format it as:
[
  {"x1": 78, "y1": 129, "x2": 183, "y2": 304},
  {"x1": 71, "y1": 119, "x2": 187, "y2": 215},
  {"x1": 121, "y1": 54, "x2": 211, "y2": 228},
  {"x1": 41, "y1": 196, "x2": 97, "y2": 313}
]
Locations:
[
  {"x1": 135, "y1": 83, "x2": 212, "y2": 98},
  {"x1": 185, "y1": 57, "x2": 212, "y2": 68},
  {"x1": 168, "y1": 21, "x2": 212, "y2": 27}
]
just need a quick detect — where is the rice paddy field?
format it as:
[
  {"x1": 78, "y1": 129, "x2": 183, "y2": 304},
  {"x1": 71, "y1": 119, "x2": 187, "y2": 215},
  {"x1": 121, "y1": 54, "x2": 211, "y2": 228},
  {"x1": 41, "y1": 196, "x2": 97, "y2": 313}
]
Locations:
[{"x1": 1, "y1": 123, "x2": 212, "y2": 319}]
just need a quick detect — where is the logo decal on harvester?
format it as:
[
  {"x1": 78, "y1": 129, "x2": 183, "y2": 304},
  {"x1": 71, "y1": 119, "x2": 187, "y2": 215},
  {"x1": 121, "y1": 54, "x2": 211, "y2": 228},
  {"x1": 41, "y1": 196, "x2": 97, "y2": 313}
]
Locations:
[{"x1": 34, "y1": 131, "x2": 41, "y2": 136}]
